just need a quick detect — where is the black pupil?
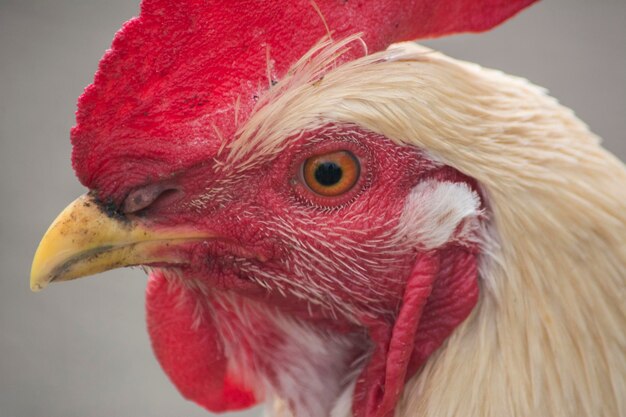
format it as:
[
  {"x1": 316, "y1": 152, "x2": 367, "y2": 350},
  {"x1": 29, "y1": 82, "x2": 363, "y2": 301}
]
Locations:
[{"x1": 314, "y1": 162, "x2": 343, "y2": 186}]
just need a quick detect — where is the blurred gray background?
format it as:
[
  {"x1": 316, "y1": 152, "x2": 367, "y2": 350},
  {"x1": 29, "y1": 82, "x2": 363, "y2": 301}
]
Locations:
[{"x1": 0, "y1": 1, "x2": 624, "y2": 416}]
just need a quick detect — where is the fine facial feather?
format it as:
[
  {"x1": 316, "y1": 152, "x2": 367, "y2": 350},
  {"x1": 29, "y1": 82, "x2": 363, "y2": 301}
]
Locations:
[{"x1": 227, "y1": 40, "x2": 626, "y2": 417}]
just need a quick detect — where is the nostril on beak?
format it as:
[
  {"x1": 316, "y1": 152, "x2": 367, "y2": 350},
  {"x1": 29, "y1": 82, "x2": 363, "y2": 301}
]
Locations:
[{"x1": 122, "y1": 183, "x2": 181, "y2": 214}]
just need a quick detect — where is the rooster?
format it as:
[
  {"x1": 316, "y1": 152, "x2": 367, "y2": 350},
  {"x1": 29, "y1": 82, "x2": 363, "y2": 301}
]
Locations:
[{"x1": 30, "y1": 1, "x2": 626, "y2": 417}]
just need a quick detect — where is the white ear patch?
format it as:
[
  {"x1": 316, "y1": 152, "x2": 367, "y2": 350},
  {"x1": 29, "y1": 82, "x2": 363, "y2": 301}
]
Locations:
[{"x1": 396, "y1": 180, "x2": 482, "y2": 250}]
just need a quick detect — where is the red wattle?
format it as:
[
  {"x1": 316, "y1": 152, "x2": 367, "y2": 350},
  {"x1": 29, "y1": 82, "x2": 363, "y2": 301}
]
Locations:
[
  {"x1": 354, "y1": 248, "x2": 478, "y2": 417},
  {"x1": 146, "y1": 272, "x2": 257, "y2": 411}
]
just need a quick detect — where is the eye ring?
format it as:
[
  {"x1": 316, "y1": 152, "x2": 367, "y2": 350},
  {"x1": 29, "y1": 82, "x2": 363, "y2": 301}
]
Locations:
[{"x1": 302, "y1": 150, "x2": 360, "y2": 197}]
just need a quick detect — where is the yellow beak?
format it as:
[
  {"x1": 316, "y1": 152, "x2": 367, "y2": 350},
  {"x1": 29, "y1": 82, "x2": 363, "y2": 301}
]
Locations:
[{"x1": 30, "y1": 193, "x2": 207, "y2": 292}]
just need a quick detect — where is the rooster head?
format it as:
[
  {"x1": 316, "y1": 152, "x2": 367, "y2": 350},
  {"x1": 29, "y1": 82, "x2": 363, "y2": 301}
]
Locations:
[{"x1": 30, "y1": 2, "x2": 536, "y2": 417}]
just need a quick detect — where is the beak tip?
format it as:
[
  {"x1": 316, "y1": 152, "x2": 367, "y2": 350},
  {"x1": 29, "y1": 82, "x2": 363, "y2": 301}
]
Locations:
[
  {"x1": 30, "y1": 277, "x2": 47, "y2": 292},
  {"x1": 30, "y1": 257, "x2": 49, "y2": 292}
]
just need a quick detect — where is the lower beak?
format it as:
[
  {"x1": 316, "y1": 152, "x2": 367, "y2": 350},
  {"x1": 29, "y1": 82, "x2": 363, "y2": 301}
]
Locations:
[{"x1": 30, "y1": 193, "x2": 208, "y2": 292}]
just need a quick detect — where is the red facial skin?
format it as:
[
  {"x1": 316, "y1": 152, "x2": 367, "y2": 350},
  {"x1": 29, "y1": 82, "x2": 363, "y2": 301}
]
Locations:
[{"x1": 91, "y1": 126, "x2": 481, "y2": 417}]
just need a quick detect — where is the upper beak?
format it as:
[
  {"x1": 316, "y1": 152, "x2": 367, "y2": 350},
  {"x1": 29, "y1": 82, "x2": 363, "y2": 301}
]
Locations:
[{"x1": 30, "y1": 193, "x2": 208, "y2": 292}]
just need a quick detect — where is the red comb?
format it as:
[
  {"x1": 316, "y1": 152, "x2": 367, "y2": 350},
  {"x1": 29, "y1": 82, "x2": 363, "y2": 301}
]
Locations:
[{"x1": 71, "y1": 0, "x2": 536, "y2": 194}]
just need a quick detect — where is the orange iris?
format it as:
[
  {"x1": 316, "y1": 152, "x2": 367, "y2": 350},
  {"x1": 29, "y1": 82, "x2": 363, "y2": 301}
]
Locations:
[{"x1": 302, "y1": 150, "x2": 360, "y2": 197}]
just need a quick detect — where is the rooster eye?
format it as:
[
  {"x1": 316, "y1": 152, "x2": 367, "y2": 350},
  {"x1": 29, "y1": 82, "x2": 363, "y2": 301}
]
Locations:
[{"x1": 302, "y1": 150, "x2": 360, "y2": 196}]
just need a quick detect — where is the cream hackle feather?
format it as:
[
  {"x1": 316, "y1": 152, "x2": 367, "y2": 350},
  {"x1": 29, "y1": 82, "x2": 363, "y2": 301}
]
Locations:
[{"x1": 230, "y1": 38, "x2": 626, "y2": 417}]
